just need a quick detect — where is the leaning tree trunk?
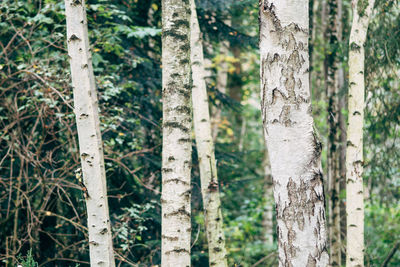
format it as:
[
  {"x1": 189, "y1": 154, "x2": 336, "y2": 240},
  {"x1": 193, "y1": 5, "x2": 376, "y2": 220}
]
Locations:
[
  {"x1": 259, "y1": 1, "x2": 329, "y2": 266},
  {"x1": 64, "y1": 0, "x2": 115, "y2": 266},
  {"x1": 161, "y1": 0, "x2": 192, "y2": 266},
  {"x1": 346, "y1": 0, "x2": 375, "y2": 266},
  {"x1": 190, "y1": 1, "x2": 228, "y2": 266},
  {"x1": 324, "y1": 0, "x2": 343, "y2": 265}
]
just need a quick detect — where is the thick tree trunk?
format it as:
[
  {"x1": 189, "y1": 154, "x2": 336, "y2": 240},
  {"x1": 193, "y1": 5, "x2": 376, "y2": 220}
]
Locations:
[
  {"x1": 64, "y1": 1, "x2": 115, "y2": 266},
  {"x1": 161, "y1": 0, "x2": 192, "y2": 266},
  {"x1": 346, "y1": 0, "x2": 375, "y2": 266},
  {"x1": 324, "y1": 0, "x2": 343, "y2": 265},
  {"x1": 190, "y1": 1, "x2": 228, "y2": 265},
  {"x1": 259, "y1": 1, "x2": 329, "y2": 266}
]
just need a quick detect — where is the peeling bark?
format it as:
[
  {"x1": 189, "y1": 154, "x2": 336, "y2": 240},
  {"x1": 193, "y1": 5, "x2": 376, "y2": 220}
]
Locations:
[
  {"x1": 64, "y1": 0, "x2": 115, "y2": 266},
  {"x1": 161, "y1": 0, "x2": 192, "y2": 266},
  {"x1": 259, "y1": 1, "x2": 329, "y2": 266},
  {"x1": 190, "y1": 1, "x2": 228, "y2": 265},
  {"x1": 346, "y1": 0, "x2": 375, "y2": 266}
]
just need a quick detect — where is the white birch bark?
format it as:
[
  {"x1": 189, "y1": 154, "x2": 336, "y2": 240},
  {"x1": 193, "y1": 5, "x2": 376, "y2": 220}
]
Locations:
[
  {"x1": 161, "y1": 0, "x2": 192, "y2": 266},
  {"x1": 346, "y1": 0, "x2": 375, "y2": 266},
  {"x1": 64, "y1": 1, "x2": 115, "y2": 266},
  {"x1": 259, "y1": 1, "x2": 329, "y2": 266},
  {"x1": 190, "y1": 1, "x2": 228, "y2": 265}
]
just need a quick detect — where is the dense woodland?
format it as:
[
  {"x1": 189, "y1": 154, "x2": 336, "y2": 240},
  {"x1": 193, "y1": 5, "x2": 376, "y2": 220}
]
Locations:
[{"x1": 0, "y1": 0, "x2": 399, "y2": 266}]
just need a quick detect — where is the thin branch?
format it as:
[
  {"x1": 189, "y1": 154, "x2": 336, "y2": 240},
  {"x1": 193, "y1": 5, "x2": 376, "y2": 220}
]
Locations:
[
  {"x1": 381, "y1": 241, "x2": 400, "y2": 267},
  {"x1": 250, "y1": 252, "x2": 277, "y2": 267},
  {"x1": 23, "y1": 70, "x2": 74, "y2": 110}
]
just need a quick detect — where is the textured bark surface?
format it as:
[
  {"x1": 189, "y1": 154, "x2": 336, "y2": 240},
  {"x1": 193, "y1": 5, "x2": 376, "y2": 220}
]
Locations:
[
  {"x1": 324, "y1": 0, "x2": 342, "y2": 265},
  {"x1": 190, "y1": 1, "x2": 228, "y2": 265},
  {"x1": 161, "y1": 0, "x2": 192, "y2": 266},
  {"x1": 64, "y1": 0, "x2": 115, "y2": 266},
  {"x1": 259, "y1": 1, "x2": 329, "y2": 266},
  {"x1": 346, "y1": 0, "x2": 375, "y2": 266}
]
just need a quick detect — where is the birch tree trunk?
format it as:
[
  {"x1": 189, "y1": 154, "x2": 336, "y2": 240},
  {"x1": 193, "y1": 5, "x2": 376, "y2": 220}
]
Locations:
[
  {"x1": 324, "y1": 0, "x2": 343, "y2": 265},
  {"x1": 64, "y1": 1, "x2": 115, "y2": 266},
  {"x1": 161, "y1": 0, "x2": 192, "y2": 266},
  {"x1": 346, "y1": 0, "x2": 375, "y2": 266},
  {"x1": 259, "y1": 1, "x2": 329, "y2": 266},
  {"x1": 190, "y1": 1, "x2": 228, "y2": 265}
]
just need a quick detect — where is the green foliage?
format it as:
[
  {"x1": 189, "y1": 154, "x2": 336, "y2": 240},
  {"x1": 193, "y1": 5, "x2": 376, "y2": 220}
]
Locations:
[
  {"x1": 357, "y1": 0, "x2": 370, "y2": 17},
  {"x1": 17, "y1": 249, "x2": 38, "y2": 267},
  {"x1": 365, "y1": 200, "x2": 400, "y2": 266}
]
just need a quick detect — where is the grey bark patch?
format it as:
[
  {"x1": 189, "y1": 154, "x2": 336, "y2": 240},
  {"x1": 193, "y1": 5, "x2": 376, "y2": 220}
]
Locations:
[{"x1": 307, "y1": 254, "x2": 317, "y2": 267}]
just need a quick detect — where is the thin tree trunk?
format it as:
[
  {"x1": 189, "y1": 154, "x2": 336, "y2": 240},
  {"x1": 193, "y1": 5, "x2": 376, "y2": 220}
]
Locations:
[
  {"x1": 190, "y1": 1, "x2": 228, "y2": 265},
  {"x1": 259, "y1": 1, "x2": 329, "y2": 266},
  {"x1": 338, "y1": 79, "x2": 347, "y2": 262},
  {"x1": 161, "y1": 0, "x2": 192, "y2": 266},
  {"x1": 212, "y1": 19, "x2": 231, "y2": 141},
  {"x1": 262, "y1": 149, "x2": 273, "y2": 246},
  {"x1": 346, "y1": 0, "x2": 375, "y2": 266},
  {"x1": 64, "y1": 1, "x2": 115, "y2": 266},
  {"x1": 324, "y1": 0, "x2": 342, "y2": 265},
  {"x1": 337, "y1": 0, "x2": 346, "y2": 262}
]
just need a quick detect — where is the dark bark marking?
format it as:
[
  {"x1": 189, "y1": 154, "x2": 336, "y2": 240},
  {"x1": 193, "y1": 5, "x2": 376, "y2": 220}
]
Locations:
[
  {"x1": 69, "y1": 34, "x2": 80, "y2": 42},
  {"x1": 175, "y1": 105, "x2": 191, "y2": 115},
  {"x1": 165, "y1": 248, "x2": 190, "y2": 255},
  {"x1": 162, "y1": 235, "x2": 179, "y2": 241},
  {"x1": 163, "y1": 29, "x2": 188, "y2": 42},
  {"x1": 89, "y1": 241, "x2": 99, "y2": 246},
  {"x1": 307, "y1": 254, "x2": 317, "y2": 267},
  {"x1": 164, "y1": 206, "x2": 190, "y2": 218},
  {"x1": 174, "y1": 19, "x2": 190, "y2": 28},
  {"x1": 79, "y1": 113, "x2": 89, "y2": 119},
  {"x1": 163, "y1": 121, "x2": 190, "y2": 133},
  {"x1": 162, "y1": 168, "x2": 173, "y2": 173},
  {"x1": 164, "y1": 179, "x2": 189, "y2": 185},
  {"x1": 71, "y1": 0, "x2": 81, "y2": 6}
]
